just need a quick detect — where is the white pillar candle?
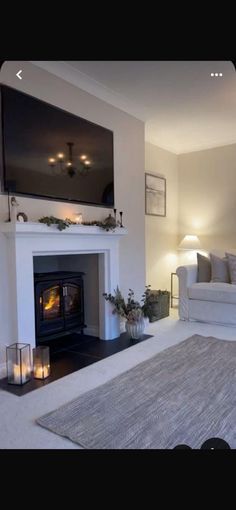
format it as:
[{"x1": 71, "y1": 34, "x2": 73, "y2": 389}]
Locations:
[
  {"x1": 13, "y1": 363, "x2": 28, "y2": 384},
  {"x1": 34, "y1": 365, "x2": 50, "y2": 379}
]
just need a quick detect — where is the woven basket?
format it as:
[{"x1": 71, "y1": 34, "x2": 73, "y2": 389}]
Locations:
[{"x1": 145, "y1": 291, "x2": 170, "y2": 322}]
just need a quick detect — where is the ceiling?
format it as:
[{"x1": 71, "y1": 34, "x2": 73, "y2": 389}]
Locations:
[{"x1": 32, "y1": 61, "x2": 236, "y2": 154}]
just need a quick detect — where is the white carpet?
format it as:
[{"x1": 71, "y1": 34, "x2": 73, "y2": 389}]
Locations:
[{"x1": 1, "y1": 315, "x2": 236, "y2": 449}]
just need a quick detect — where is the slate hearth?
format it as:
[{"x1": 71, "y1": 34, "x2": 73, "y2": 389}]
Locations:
[{"x1": 0, "y1": 332, "x2": 153, "y2": 396}]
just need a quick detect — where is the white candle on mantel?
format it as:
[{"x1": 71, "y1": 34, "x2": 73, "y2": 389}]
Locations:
[{"x1": 74, "y1": 213, "x2": 83, "y2": 224}]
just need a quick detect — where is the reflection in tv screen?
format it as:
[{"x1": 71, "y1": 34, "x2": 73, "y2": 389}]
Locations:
[{"x1": 1, "y1": 85, "x2": 114, "y2": 207}]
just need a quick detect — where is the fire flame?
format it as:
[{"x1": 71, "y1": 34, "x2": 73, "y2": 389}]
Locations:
[{"x1": 44, "y1": 291, "x2": 60, "y2": 311}]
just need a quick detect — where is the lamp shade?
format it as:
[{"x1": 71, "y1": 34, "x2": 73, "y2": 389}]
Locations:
[{"x1": 178, "y1": 235, "x2": 201, "y2": 250}]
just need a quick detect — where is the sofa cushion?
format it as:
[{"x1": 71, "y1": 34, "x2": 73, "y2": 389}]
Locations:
[
  {"x1": 225, "y1": 252, "x2": 236, "y2": 284},
  {"x1": 188, "y1": 282, "x2": 236, "y2": 304},
  {"x1": 197, "y1": 252, "x2": 211, "y2": 282},
  {"x1": 210, "y1": 253, "x2": 230, "y2": 283}
]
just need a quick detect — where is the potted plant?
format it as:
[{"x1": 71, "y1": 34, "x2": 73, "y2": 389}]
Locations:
[{"x1": 103, "y1": 287, "x2": 148, "y2": 339}]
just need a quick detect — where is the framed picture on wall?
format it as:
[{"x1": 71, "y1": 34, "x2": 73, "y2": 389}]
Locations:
[{"x1": 145, "y1": 173, "x2": 166, "y2": 216}]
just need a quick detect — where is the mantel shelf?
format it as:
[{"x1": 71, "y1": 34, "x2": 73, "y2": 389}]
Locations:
[{"x1": 0, "y1": 221, "x2": 128, "y2": 237}]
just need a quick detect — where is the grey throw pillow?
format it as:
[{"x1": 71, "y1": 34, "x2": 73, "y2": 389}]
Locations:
[
  {"x1": 210, "y1": 253, "x2": 230, "y2": 283},
  {"x1": 225, "y1": 252, "x2": 236, "y2": 284},
  {"x1": 197, "y1": 253, "x2": 211, "y2": 282}
]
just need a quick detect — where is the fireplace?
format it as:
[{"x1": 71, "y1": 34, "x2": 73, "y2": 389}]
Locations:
[
  {"x1": 0, "y1": 222, "x2": 126, "y2": 351},
  {"x1": 34, "y1": 271, "x2": 85, "y2": 344}
]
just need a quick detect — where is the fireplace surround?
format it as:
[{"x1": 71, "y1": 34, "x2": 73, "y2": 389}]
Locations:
[{"x1": 0, "y1": 222, "x2": 127, "y2": 350}]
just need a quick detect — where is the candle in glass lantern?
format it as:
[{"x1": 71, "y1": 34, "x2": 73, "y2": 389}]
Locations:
[
  {"x1": 13, "y1": 364, "x2": 23, "y2": 384},
  {"x1": 13, "y1": 362, "x2": 30, "y2": 384},
  {"x1": 6, "y1": 343, "x2": 31, "y2": 385},
  {"x1": 34, "y1": 364, "x2": 50, "y2": 379},
  {"x1": 33, "y1": 346, "x2": 50, "y2": 380}
]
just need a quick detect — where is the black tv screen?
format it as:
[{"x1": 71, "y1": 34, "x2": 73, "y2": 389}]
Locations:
[{"x1": 0, "y1": 85, "x2": 114, "y2": 206}]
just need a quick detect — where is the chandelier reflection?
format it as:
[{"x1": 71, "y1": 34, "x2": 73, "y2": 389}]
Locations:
[{"x1": 48, "y1": 142, "x2": 91, "y2": 177}]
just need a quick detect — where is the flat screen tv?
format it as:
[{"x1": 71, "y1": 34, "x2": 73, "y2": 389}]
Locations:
[{"x1": 0, "y1": 85, "x2": 114, "y2": 207}]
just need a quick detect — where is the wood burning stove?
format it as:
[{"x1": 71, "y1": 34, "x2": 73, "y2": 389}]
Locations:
[{"x1": 34, "y1": 271, "x2": 85, "y2": 344}]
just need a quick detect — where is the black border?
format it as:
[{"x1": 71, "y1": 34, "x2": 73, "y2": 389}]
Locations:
[
  {"x1": 0, "y1": 84, "x2": 115, "y2": 209},
  {"x1": 0, "y1": 83, "x2": 3, "y2": 197}
]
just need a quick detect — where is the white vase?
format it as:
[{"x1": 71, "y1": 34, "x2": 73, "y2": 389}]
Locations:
[
  {"x1": 143, "y1": 316, "x2": 149, "y2": 330},
  {"x1": 120, "y1": 317, "x2": 126, "y2": 334},
  {"x1": 125, "y1": 318, "x2": 145, "y2": 339}
]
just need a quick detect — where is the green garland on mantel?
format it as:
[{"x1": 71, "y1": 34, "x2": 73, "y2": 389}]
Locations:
[{"x1": 38, "y1": 216, "x2": 118, "y2": 232}]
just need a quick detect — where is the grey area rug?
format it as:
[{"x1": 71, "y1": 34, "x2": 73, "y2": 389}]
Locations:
[{"x1": 37, "y1": 335, "x2": 236, "y2": 449}]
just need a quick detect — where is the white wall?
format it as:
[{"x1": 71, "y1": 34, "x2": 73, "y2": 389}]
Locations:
[
  {"x1": 145, "y1": 142, "x2": 179, "y2": 291},
  {"x1": 145, "y1": 141, "x2": 236, "y2": 288},
  {"x1": 0, "y1": 61, "x2": 145, "y2": 363},
  {"x1": 178, "y1": 143, "x2": 236, "y2": 251}
]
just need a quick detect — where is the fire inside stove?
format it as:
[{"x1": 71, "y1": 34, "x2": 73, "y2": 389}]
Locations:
[{"x1": 41, "y1": 286, "x2": 60, "y2": 320}]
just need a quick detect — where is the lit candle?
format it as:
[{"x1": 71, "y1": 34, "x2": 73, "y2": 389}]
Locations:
[
  {"x1": 13, "y1": 364, "x2": 21, "y2": 384},
  {"x1": 34, "y1": 365, "x2": 50, "y2": 379},
  {"x1": 75, "y1": 213, "x2": 83, "y2": 224},
  {"x1": 33, "y1": 346, "x2": 50, "y2": 380},
  {"x1": 13, "y1": 363, "x2": 28, "y2": 384}
]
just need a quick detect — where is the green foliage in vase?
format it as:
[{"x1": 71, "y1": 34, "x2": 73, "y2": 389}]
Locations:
[
  {"x1": 104, "y1": 285, "x2": 169, "y2": 322},
  {"x1": 126, "y1": 308, "x2": 144, "y2": 323},
  {"x1": 103, "y1": 287, "x2": 146, "y2": 322}
]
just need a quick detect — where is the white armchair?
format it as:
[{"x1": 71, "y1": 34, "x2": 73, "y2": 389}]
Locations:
[
  {"x1": 176, "y1": 263, "x2": 236, "y2": 326},
  {"x1": 176, "y1": 265, "x2": 198, "y2": 320}
]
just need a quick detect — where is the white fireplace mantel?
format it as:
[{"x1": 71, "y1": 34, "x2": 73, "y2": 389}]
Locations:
[
  {"x1": 0, "y1": 222, "x2": 127, "y2": 347},
  {"x1": 0, "y1": 221, "x2": 127, "y2": 237}
]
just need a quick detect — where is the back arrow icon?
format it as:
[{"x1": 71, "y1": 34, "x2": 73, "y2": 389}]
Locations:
[{"x1": 16, "y1": 70, "x2": 22, "y2": 80}]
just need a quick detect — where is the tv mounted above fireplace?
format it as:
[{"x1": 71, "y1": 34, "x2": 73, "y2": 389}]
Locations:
[{"x1": 0, "y1": 85, "x2": 114, "y2": 207}]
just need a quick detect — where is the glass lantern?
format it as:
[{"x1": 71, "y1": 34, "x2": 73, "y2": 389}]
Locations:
[
  {"x1": 33, "y1": 346, "x2": 50, "y2": 379},
  {"x1": 6, "y1": 343, "x2": 32, "y2": 385}
]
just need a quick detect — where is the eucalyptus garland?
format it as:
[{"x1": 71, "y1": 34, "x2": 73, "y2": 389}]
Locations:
[
  {"x1": 38, "y1": 216, "x2": 76, "y2": 231},
  {"x1": 38, "y1": 216, "x2": 118, "y2": 231}
]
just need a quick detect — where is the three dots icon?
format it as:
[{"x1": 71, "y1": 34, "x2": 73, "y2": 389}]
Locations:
[{"x1": 210, "y1": 72, "x2": 223, "y2": 77}]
